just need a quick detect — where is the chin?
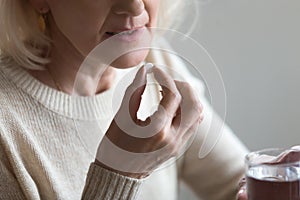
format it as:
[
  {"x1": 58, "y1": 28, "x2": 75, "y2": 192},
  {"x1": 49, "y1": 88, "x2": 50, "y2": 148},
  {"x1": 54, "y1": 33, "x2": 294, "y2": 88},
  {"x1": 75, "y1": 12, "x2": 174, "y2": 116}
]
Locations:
[{"x1": 110, "y1": 49, "x2": 149, "y2": 69}]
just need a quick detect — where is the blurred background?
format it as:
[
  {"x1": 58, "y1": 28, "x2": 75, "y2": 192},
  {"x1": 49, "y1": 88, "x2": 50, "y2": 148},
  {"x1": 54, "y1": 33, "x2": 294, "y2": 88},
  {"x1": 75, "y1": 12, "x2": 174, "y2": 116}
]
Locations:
[
  {"x1": 179, "y1": 0, "x2": 300, "y2": 151},
  {"x1": 177, "y1": 0, "x2": 300, "y2": 199}
]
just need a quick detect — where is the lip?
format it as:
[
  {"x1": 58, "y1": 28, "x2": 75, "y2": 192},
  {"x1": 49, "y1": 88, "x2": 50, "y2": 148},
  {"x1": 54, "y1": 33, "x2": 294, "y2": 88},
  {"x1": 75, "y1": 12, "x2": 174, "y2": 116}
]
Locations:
[
  {"x1": 106, "y1": 26, "x2": 145, "y2": 34},
  {"x1": 103, "y1": 26, "x2": 147, "y2": 42}
]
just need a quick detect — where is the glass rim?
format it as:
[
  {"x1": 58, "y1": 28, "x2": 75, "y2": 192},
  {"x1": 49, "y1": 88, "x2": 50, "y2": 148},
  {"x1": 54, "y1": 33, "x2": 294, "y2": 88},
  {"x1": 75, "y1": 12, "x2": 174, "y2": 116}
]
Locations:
[{"x1": 245, "y1": 147, "x2": 300, "y2": 167}]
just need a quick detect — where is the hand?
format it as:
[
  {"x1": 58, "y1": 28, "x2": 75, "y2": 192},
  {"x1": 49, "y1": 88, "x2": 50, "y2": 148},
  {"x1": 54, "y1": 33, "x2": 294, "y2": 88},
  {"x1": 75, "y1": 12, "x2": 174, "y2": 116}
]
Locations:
[
  {"x1": 237, "y1": 177, "x2": 247, "y2": 200},
  {"x1": 95, "y1": 65, "x2": 204, "y2": 178}
]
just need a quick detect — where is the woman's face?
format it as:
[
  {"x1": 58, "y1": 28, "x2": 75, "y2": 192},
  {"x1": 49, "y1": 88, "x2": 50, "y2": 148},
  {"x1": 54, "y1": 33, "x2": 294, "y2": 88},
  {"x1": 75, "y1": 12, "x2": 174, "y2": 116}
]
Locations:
[{"x1": 32, "y1": 0, "x2": 160, "y2": 68}]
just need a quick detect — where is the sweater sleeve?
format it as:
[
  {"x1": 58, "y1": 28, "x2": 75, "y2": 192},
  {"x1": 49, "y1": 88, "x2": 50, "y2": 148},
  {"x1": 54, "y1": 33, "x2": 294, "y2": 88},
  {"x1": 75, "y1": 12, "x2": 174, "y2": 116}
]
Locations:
[
  {"x1": 81, "y1": 163, "x2": 143, "y2": 200},
  {"x1": 180, "y1": 96, "x2": 248, "y2": 200},
  {"x1": 152, "y1": 47, "x2": 249, "y2": 199},
  {"x1": 0, "y1": 142, "x2": 143, "y2": 200}
]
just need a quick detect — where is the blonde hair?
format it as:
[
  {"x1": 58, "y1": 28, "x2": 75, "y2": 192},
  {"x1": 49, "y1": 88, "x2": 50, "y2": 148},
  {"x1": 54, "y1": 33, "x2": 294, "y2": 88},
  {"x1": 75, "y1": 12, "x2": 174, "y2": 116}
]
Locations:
[{"x1": 0, "y1": 0, "x2": 187, "y2": 70}]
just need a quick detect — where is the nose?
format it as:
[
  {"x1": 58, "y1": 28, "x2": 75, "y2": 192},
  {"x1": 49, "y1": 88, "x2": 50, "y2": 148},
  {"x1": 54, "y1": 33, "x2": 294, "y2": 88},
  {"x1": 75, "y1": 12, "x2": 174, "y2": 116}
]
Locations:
[{"x1": 112, "y1": 0, "x2": 145, "y2": 16}]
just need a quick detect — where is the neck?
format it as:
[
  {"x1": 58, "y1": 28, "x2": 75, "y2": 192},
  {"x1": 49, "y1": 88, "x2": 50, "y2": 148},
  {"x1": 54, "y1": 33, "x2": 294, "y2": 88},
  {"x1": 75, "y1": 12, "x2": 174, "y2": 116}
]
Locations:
[
  {"x1": 29, "y1": 19, "x2": 115, "y2": 96},
  {"x1": 49, "y1": 50, "x2": 115, "y2": 96}
]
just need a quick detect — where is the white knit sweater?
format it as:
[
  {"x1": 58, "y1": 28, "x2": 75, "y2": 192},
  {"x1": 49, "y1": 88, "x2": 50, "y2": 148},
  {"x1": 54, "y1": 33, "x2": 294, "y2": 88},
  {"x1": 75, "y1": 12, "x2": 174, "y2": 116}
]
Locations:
[{"x1": 0, "y1": 51, "x2": 248, "y2": 200}]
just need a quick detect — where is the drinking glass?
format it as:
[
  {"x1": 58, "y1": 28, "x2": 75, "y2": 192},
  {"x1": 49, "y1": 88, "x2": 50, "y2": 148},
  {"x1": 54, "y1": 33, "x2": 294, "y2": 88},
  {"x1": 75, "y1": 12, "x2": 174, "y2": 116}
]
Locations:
[{"x1": 245, "y1": 148, "x2": 300, "y2": 200}]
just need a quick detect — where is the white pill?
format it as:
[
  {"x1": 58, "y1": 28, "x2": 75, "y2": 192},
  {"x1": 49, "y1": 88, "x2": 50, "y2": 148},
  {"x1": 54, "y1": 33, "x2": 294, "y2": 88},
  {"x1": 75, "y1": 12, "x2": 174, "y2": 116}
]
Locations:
[{"x1": 145, "y1": 63, "x2": 154, "y2": 73}]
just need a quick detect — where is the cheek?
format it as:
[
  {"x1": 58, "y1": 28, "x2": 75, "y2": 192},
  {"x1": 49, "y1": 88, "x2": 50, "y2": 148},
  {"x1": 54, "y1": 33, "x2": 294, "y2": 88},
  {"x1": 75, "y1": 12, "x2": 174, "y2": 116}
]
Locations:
[
  {"x1": 48, "y1": 1, "x2": 109, "y2": 55},
  {"x1": 145, "y1": 0, "x2": 160, "y2": 27}
]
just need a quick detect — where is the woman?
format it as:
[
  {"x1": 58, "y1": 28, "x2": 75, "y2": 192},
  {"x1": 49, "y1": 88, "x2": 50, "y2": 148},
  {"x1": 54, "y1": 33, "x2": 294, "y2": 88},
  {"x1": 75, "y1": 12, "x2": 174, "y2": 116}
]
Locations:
[{"x1": 0, "y1": 0, "x2": 248, "y2": 199}]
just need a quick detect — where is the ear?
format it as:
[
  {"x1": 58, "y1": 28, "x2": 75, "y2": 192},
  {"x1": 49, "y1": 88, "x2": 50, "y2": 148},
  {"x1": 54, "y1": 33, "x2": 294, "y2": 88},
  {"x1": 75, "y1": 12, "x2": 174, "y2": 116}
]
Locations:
[{"x1": 28, "y1": 0, "x2": 50, "y2": 13}]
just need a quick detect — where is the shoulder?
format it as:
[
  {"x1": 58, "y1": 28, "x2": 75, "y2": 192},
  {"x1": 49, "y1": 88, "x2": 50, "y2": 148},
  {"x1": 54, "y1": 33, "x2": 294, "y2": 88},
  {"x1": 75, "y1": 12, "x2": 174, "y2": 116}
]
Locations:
[
  {"x1": 0, "y1": 61, "x2": 23, "y2": 123},
  {"x1": 0, "y1": 68, "x2": 15, "y2": 109},
  {"x1": 0, "y1": 58, "x2": 26, "y2": 101},
  {"x1": 0, "y1": 59, "x2": 19, "y2": 92}
]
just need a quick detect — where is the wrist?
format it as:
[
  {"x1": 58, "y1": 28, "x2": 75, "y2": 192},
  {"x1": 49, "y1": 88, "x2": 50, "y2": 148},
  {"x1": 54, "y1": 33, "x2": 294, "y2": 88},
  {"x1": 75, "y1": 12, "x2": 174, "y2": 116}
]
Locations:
[{"x1": 94, "y1": 159, "x2": 150, "y2": 179}]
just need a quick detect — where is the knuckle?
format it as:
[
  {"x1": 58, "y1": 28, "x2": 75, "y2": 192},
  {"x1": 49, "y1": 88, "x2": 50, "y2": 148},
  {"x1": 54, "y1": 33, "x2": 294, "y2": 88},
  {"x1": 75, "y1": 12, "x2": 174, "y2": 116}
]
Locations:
[
  {"x1": 181, "y1": 82, "x2": 193, "y2": 94},
  {"x1": 195, "y1": 102, "x2": 203, "y2": 114},
  {"x1": 190, "y1": 98, "x2": 203, "y2": 113},
  {"x1": 164, "y1": 91, "x2": 181, "y2": 105},
  {"x1": 172, "y1": 92, "x2": 182, "y2": 104},
  {"x1": 198, "y1": 114, "x2": 204, "y2": 122},
  {"x1": 180, "y1": 83, "x2": 196, "y2": 100},
  {"x1": 180, "y1": 81, "x2": 190, "y2": 89}
]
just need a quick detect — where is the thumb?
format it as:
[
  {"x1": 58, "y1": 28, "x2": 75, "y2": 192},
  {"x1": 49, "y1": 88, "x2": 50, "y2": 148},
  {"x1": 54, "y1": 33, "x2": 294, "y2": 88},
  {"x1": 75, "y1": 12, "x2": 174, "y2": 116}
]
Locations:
[
  {"x1": 123, "y1": 66, "x2": 147, "y2": 121},
  {"x1": 237, "y1": 177, "x2": 247, "y2": 200}
]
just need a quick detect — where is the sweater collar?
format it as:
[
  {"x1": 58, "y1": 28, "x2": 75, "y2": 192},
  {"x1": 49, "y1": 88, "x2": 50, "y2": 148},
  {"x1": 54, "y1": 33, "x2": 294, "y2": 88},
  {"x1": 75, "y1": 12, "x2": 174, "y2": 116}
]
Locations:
[{"x1": 0, "y1": 62, "x2": 141, "y2": 120}]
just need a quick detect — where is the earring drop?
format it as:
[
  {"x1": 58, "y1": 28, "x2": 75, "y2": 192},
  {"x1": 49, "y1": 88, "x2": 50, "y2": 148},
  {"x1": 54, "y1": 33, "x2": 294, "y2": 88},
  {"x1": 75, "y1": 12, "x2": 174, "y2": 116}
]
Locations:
[
  {"x1": 38, "y1": 14, "x2": 46, "y2": 32},
  {"x1": 38, "y1": 7, "x2": 49, "y2": 33}
]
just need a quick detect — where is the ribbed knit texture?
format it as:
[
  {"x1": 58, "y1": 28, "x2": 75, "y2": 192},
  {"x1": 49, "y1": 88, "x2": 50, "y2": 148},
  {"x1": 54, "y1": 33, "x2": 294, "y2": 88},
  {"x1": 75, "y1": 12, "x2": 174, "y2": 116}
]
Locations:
[
  {"x1": 1, "y1": 60, "x2": 113, "y2": 120},
  {"x1": 82, "y1": 163, "x2": 142, "y2": 200}
]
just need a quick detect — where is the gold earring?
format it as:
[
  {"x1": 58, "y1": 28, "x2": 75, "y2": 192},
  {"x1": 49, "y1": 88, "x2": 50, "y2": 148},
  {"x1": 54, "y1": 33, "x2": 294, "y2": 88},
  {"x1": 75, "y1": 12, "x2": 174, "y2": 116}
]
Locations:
[{"x1": 38, "y1": 14, "x2": 46, "y2": 33}]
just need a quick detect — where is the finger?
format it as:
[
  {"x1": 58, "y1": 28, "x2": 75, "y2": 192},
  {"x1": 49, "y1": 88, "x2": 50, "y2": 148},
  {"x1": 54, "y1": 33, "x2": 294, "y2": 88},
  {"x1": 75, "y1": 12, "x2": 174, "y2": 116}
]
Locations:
[
  {"x1": 122, "y1": 66, "x2": 147, "y2": 121},
  {"x1": 237, "y1": 187, "x2": 247, "y2": 200},
  {"x1": 152, "y1": 67, "x2": 181, "y2": 123},
  {"x1": 172, "y1": 107, "x2": 181, "y2": 129},
  {"x1": 174, "y1": 120, "x2": 200, "y2": 157},
  {"x1": 172, "y1": 81, "x2": 203, "y2": 131},
  {"x1": 181, "y1": 116, "x2": 203, "y2": 142},
  {"x1": 172, "y1": 108, "x2": 204, "y2": 131},
  {"x1": 237, "y1": 177, "x2": 247, "y2": 200},
  {"x1": 174, "y1": 120, "x2": 203, "y2": 161}
]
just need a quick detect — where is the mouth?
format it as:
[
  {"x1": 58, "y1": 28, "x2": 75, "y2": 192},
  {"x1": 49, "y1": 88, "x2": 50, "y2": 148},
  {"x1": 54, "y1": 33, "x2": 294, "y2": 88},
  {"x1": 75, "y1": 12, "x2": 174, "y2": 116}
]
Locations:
[
  {"x1": 103, "y1": 26, "x2": 148, "y2": 42},
  {"x1": 105, "y1": 29, "x2": 138, "y2": 36}
]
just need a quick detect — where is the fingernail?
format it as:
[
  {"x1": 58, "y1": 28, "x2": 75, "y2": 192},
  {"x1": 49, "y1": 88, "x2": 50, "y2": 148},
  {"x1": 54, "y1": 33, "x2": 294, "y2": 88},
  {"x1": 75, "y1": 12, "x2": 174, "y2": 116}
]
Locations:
[
  {"x1": 238, "y1": 188, "x2": 245, "y2": 195},
  {"x1": 145, "y1": 62, "x2": 154, "y2": 73}
]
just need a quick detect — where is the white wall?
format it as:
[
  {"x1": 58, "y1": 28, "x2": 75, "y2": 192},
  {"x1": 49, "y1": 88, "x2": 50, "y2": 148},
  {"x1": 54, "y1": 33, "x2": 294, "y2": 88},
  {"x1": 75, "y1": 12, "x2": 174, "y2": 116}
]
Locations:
[{"x1": 181, "y1": 0, "x2": 300, "y2": 151}]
